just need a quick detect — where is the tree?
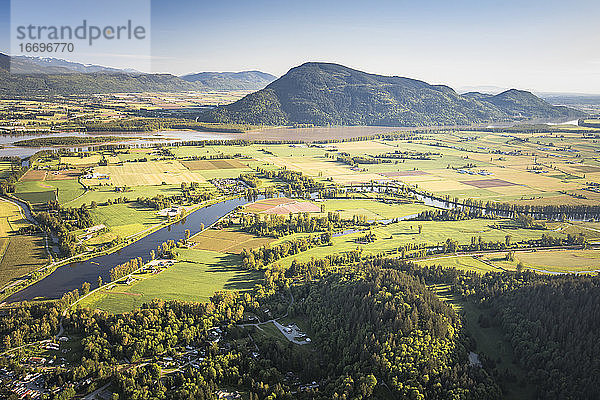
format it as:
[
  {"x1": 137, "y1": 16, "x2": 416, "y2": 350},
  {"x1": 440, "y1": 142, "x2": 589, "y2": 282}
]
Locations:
[
  {"x1": 516, "y1": 261, "x2": 524, "y2": 274},
  {"x1": 97, "y1": 276, "x2": 103, "y2": 288},
  {"x1": 418, "y1": 225, "x2": 423, "y2": 234},
  {"x1": 81, "y1": 281, "x2": 91, "y2": 296},
  {"x1": 184, "y1": 229, "x2": 191, "y2": 243}
]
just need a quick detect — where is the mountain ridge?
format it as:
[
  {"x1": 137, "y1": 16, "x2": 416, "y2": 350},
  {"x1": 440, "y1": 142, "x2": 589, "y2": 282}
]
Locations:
[
  {"x1": 0, "y1": 53, "x2": 276, "y2": 95},
  {"x1": 181, "y1": 71, "x2": 277, "y2": 90},
  {"x1": 202, "y1": 62, "x2": 584, "y2": 126}
]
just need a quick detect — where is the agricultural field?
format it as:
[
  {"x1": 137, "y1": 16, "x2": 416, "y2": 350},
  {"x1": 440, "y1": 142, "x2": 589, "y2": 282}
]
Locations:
[
  {"x1": 78, "y1": 249, "x2": 262, "y2": 313},
  {"x1": 82, "y1": 160, "x2": 209, "y2": 187},
  {"x1": 244, "y1": 197, "x2": 321, "y2": 214},
  {"x1": 0, "y1": 199, "x2": 47, "y2": 289},
  {"x1": 190, "y1": 227, "x2": 274, "y2": 254}
]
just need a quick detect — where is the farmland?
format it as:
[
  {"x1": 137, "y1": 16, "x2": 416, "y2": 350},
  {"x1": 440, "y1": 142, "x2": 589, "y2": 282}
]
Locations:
[
  {"x1": 5, "y1": 127, "x2": 600, "y2": 300},
  {"x1": 3, "y1": 117, "x2": 600, "y2": 400},
  {"x1": 189, "y1": 227, "x2": 274, "y2": 254},
  {"x1": 78, "y1": 249, "x2": 262, "y2": 313},
  {"x1": 0, "y1": 199, "x2": 48, "y2": 289}
]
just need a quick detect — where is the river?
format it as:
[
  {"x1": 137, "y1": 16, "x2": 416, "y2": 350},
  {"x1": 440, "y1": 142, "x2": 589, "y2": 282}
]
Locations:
[
  {"x1": 0, "y1": 130, "x2": 234, "y2": 159},
  {"x1": 5, "y1": 196, "x2": 252, "y2": 303}
]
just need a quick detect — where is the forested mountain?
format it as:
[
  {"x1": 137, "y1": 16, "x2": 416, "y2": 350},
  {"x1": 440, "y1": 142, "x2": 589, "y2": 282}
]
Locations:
[
  {"x1": 0, "y1": 53, "x2": 204, "y2": 96},
  {"x1": 202, "y1": 62, "x2": 584, "y2": 126},
  {"x1": 0, "y1": 54, "x2": 276, "y2": 95},
  {"x1": 9, "y1": 55, "x2": 140, "y2": 74},
  {"x1": 181, "y1": 71, "x2": 277, "y2": 90}
]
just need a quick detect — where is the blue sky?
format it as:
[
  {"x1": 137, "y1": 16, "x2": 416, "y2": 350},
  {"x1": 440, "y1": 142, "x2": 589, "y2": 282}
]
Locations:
[{"x1": 1, "y1": 0, "x2": 599, "y2": 93}]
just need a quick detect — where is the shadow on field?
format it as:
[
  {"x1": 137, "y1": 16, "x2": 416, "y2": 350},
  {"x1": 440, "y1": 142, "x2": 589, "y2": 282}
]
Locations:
[{"x1": 206, "y1": 253, "x2": 262, "y2": 291}]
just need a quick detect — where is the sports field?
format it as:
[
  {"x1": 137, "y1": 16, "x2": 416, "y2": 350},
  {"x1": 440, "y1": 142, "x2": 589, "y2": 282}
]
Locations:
[{"x1": 78, "y1": 249, "x2": 262, "y2": 313}]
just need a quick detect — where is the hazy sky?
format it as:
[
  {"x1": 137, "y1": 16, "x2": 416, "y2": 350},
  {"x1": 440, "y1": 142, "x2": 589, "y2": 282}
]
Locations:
[{"x1": 1, "y1": 0, "x2": 599, "y2": 93}]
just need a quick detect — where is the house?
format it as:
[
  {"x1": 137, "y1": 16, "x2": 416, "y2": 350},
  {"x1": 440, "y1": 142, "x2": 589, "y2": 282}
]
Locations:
[{"x1": 215, "y1": 390, "x2": 241, "y2": 399}]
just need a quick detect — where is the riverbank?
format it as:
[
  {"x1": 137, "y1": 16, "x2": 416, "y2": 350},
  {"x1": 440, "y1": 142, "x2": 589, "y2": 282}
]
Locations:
[{"x1": 0, "y1": 194, "x2": 246, "y2": 303}]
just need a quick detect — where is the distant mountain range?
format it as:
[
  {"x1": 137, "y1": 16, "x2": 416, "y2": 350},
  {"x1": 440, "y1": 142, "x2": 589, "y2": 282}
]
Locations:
[
  {"x1": 0, "y1": 54, "x2": 276, "y2": 95},
  {"x1": 202, "y1": 62, "x2": 584, "y2": 126},
  {"x1": 181, "y1": 71, "x2": 277, "y2": 90}
]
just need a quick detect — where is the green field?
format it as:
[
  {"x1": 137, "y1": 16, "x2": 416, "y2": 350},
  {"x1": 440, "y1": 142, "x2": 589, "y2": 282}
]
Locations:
[
  {"x1": 0, "y1": 200, "x2": 48, "y2": 289},
  {"x1": 415, "y1": 255, "x2": 500, "y2": 273},
  {"x1": 269, "y1": 218, "x2": 567, "y2": 269},
  {"x1": 79, "y1": 249, "x2": 262, "y2": 313},
  {"x1": 89, "y1": 203, "x2": 165, "y2": 239}
]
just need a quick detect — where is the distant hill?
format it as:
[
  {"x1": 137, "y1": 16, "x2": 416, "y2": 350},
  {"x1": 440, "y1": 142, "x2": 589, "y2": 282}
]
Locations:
[
  {"x1": 202, "y1": 62, "x2": 584, "y2": 126},
  {"x1": 181, "y1": 71, "x2": 277, "y2": 90},
  {"x1": 0, "y1": 53, "x2": 204, "y2": 96},
  {"x1": 9, "y1": 55, "x2": 142, "y2": 74}
]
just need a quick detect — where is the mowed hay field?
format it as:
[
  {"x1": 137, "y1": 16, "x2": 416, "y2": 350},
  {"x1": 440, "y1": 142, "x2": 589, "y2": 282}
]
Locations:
[
  {"x1": 190, "y1": 228, "x2": 274, "y2": 253},
  {"x1": 83, "y1": 160, "x2": 208, "y2": 186},
  {"x1": 0, "y1": 199, "x2": 48, "y2": 288},
  {"x1": 415, "y1": 255, "x2": 500, "y2": 274},
  {"x1": 245, "y1": 197, "x2": 321, "y2": 214},
  {"x1": 515, "y1": 249, "x2": 600, "y2": 273},
  {"x1": 79, "y1": 249, "x2": 262, "y2": 314},
  {"x1": 181, "y1": 159, "x2": 249, "y2": 170},
  {"x1": 60, "y1": 154, "x2": 120, "y2": 166}
]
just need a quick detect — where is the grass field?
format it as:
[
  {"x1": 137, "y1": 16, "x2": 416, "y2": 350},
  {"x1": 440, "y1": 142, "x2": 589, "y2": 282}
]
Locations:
[
  {"x1": 181, "y1": 159, "x2": 249, "y2": 170},
  {"x1": 514, "y1": 249, "x2": 600, "y2": 273},
  {"x1": 190, "y1": 227, "x2": 274, "y2": 253},
  {"x1": 90, "y1": 203, "x2": 164, "y2": 238},
  {"x1": 245, "y1": 197, "x2": 321, "y2": 214},
  {"x1": 65, "y1": 184, "x2": 187, "y2": 208},
  {"x1": 269, "y1": 218, "x2": 567, "y2": 269},
  {"x1": 0, "y1": 199, "x2": 48, "y2": 289},
  {"x1": 79, "y1": 249, "x2": 262, "y2": 313},
  {"x1": 415, "y1": 255, "x2": 500, "y2": 273},
  {"x1": 83, "y1": 160, "x2": 208, "y2": 187},
  {"x1": 60, "y1": 154, "x2": 120, "y2": 166}
]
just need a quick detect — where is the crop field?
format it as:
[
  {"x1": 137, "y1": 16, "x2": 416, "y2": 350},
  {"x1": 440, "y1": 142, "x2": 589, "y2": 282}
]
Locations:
[
  {"x1": 60, "y1": 154, "x2": 120, "y2": 166},
  {"x1": 181, "y1": 159, "x2": 249, "y2": 170},
  {"x1": 45, "y1": 169, "x2": 81, "y2": 180},
  {"x1": 0, "y1": 200, "x2": 47, "y2": 288},
  {"x1": 79, "y1": 249, "x2": 262, "y2": 313},
  {"x1": 244, "y1": 197, "x2": 321, "y2": 214},
  {"x1": 190, "y1": 228, "x2": 274, "y2": 253},
  {"x1": 83, "y1": 160, "x2": 208, "y2": 186},
  {"x1": 19, "y1": 170, "x2": 47, "y2": 181}
]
